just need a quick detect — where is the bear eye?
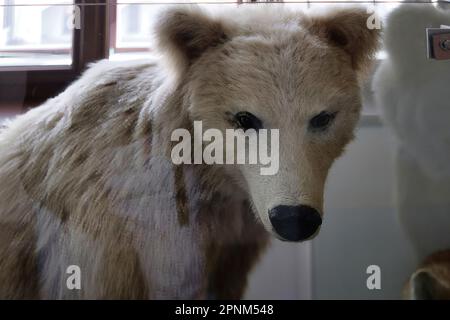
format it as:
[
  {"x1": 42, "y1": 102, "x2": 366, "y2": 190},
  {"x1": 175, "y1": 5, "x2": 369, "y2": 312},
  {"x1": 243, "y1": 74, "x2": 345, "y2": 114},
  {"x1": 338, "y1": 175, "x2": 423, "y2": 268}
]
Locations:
[
  {"x1": 234, "y1": 112, "x2": 263, "y2": 131},
  {"x1": 309, "y1": 111, "x2": 337, "y2": 131}
]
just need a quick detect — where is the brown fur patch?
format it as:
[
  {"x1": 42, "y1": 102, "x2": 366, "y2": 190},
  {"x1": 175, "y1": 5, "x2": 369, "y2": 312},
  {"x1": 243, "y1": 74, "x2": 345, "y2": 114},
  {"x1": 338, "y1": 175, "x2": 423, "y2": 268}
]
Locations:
[
  {"x1": 174, "y1": 164, "x2": 189, "y2": 226},
  {"x1": 97, "y1": 244, "x2": 149, "y2": 299},
  {"x1": 0, "y1": 222, "x2": 40, "y2": 299}
]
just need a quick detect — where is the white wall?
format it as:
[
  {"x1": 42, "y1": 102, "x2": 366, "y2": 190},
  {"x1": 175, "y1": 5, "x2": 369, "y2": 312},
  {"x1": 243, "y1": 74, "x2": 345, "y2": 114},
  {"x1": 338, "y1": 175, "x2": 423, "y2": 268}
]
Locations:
[
  {"x1": 245, "y1": 238, "x2": 312, "y2": 300},
  {"x1": 245, "y1": 118, "x2": 418, "y2": 299}
]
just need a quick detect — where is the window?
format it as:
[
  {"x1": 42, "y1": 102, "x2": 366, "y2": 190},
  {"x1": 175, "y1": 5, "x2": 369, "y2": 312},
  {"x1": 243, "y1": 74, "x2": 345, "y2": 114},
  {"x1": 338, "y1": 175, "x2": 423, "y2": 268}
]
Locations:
[
  {"x1": 0, "y1": 0, "x2": 108, "y2": 110},
  {"x1": 0, "y1": 0, "x2": 74, "y2": 67}
]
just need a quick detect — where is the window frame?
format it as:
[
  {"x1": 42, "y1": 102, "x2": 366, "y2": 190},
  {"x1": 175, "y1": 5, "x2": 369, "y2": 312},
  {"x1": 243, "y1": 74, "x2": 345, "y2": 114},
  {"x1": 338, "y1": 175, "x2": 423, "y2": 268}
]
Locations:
[
  {"x1": 108, "y1": 0, "x2": 158, "y2": 54},
  {"x1": 0, "y1": 0, "x2": 110, "y2": 110}
]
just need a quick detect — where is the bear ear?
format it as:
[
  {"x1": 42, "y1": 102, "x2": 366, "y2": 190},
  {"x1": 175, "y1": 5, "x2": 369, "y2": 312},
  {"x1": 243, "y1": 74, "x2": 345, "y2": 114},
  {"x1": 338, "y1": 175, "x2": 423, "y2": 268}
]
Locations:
[
  {"x1": 305, "y1": 7, "x2": 381, "y2": 73},
  {"x1": 154, "y1": 6, "x2": 228, "y2": 75}
]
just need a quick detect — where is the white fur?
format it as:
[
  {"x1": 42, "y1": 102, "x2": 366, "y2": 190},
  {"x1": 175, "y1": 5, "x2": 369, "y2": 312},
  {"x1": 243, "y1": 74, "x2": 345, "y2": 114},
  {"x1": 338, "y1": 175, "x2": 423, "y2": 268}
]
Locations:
[
  {"x1": 373, "y1": 4, "x2": 450, "y2": 180},
  {"x1": 373, "y1": 4, "x2": 450, "y2": 260}
]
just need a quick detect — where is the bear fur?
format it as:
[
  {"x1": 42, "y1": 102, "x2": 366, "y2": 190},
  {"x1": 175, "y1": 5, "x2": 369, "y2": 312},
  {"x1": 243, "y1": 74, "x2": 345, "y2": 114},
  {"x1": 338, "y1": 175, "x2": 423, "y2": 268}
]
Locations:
[
  {"x1": 0, "y1": 6, "x2": 379, "y2": 299},
  {"x1": 372, "y1": 4, "x2": 450, "y2": 261}
]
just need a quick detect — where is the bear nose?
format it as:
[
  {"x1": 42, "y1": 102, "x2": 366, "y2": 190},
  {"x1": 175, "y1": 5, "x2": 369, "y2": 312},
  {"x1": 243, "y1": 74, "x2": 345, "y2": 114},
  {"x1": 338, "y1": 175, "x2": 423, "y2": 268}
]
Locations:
[{"x1": 269, "y1": 205, "x2": 322, "y2": 242}]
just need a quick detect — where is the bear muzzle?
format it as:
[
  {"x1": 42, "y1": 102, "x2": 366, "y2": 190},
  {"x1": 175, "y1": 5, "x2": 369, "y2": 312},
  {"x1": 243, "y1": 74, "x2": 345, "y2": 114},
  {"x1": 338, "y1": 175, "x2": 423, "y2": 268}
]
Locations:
[{"x1": 269, "y1": 205, "x2": 322, "y2": 242}]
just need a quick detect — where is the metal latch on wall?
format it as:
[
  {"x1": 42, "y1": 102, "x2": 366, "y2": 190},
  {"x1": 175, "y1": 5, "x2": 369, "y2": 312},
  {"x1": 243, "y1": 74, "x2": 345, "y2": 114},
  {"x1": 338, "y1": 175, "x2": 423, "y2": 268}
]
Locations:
[{"x1": 427, "y1": 25, "x2": 450, "y2": 60}]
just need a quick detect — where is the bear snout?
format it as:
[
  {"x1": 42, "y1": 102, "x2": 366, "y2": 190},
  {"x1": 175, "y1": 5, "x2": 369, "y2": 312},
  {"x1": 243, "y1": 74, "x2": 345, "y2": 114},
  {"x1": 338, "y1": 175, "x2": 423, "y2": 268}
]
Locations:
[{"x1": 268, "y1": 205, "x2": 322, "y2": 242}]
